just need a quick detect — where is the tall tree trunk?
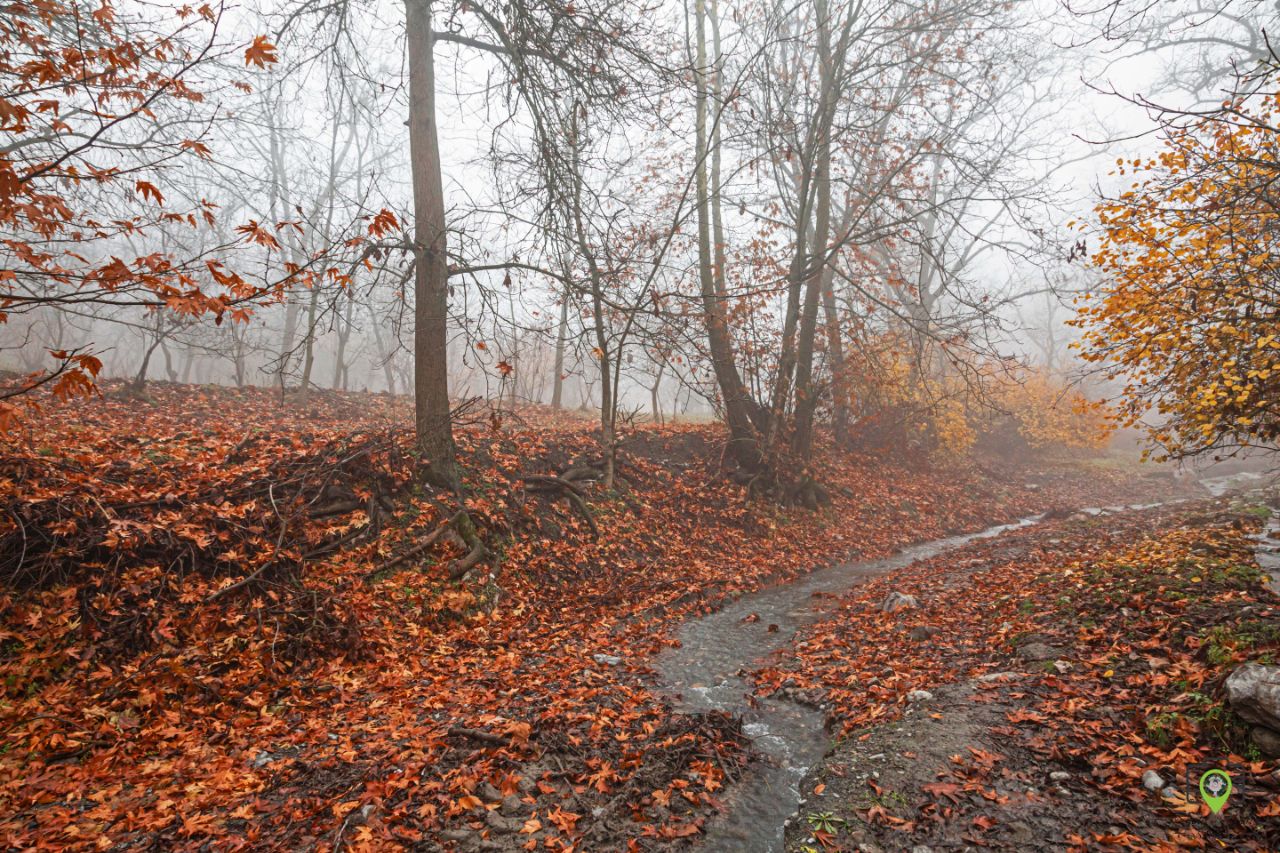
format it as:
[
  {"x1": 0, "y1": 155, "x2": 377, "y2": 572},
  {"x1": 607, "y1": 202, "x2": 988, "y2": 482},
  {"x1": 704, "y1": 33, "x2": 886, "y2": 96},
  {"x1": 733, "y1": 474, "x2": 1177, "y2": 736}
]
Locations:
[
  {"x1": 407, "y1": 0, "x2": 460, "y2": 490},
  {"x1": 791, "y1": 46, "x2": 834, "y2": 458},
  {"x1": 695, "y1": 0, "x2": 762, "y2": 465}
]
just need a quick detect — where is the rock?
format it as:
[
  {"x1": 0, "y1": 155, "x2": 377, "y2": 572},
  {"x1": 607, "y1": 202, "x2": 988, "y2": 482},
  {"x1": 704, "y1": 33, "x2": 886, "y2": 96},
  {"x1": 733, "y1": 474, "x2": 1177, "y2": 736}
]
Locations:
[
  {"x1": 907, "y1": 689, "x2": 934, "y2": 703},
  {"x1": 909, "y1": 625, "x2": 938, "y2": 641},
  {"x1": 1161, "y1": 786, "x2": 1181, "y2": 800},
  {"x1": 250, "y1": 750, "x2": 276, "y2": 769},
  {"x1": 478, "y1": 781, "x2": 503, "y2": 802},
  {"x1": 1049, "y1": 771, "x2": 1071, "y2": 782},
  {"x1": 1142, "y1": 770, "x2": 1164, "y2": 791},
  {"x1": 592, "y1": 653, "x2": 623, "y2": 667},
  {"x1": 978, "y1": 671, "x2": 1021, "y2": 683},
  {"x1": 1053, "y1": 659, "x2": 1073, "y2": 673},
  {"x1": 484, "y1": 811, "x2": 520, "y2": 834},
  {"x1": 500, "y1": 796, "x2": 525, "y2": 816},
  {"x1": 911, "y1": 846, "x2": 934, "y2": 853},
  {"x1": 1007, "y1": 821, "x2": 1034, "y2": 844},
  {"x1": 1225, "y1": 663, "x2": 1280, "y2": 730},
  {"x1": 1250, "y1": 725, "x2": 1280, "y2": 759},
  {"x1": 1017, "y1": 642, "x2": 1062, "y2": 662},
  {"x1": 881, "y1": 591, "x2": 919, "y2": 613}
]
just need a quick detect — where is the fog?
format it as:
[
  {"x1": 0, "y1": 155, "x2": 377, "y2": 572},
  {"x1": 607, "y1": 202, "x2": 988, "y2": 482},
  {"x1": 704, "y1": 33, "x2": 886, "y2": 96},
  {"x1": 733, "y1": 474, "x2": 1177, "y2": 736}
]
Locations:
[{"x1": 3, "y1": 0, "x2": 1274, "y2": 425}]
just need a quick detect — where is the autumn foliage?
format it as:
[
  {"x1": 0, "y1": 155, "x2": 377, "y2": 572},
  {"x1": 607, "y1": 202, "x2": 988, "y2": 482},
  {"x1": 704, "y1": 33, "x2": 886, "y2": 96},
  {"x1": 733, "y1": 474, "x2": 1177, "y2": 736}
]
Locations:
[
  {"x1": 0, "y1": 0, "x2": 283, "y2": 423},
  {"x1": 1076, "y1": 69, "x2": 1280, "y2": 459},
  {"x1": 0, "y1": 383, "x2": 1151, "y2": 849}
]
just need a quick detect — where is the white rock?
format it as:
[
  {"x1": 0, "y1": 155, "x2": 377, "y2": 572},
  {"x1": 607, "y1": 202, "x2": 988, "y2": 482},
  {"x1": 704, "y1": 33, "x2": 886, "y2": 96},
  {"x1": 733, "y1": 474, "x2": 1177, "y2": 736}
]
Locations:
[
  {"x1": 1225, "y1": 663, "x2": 1280, "y2": 730},
  {"x1": 977, "y1": 671, "x2": 1021, "y2": 683},
  {"x1": 1049, "y1": 771, "x2": 1071, "y2": 782},
  {"x1": 1142, "y1": 770, "x2": 1164, "y2": 790},
  {"x1": 907, "y1": 689, "x2": 934, "y2": 703},
  {"x1": 592, "y1": 653, "x2": 623, "y2": 666},
  {"x1": 881, "y1": 591, "x2": 919, "y2": 613}
]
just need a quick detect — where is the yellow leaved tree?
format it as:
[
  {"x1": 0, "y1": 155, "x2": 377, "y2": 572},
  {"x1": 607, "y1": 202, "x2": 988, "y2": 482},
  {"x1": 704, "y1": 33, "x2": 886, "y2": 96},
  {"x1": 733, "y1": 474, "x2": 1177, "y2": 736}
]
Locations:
[{"x1": 1074, "y1": 67, "x2": 1280, "y2": 460}]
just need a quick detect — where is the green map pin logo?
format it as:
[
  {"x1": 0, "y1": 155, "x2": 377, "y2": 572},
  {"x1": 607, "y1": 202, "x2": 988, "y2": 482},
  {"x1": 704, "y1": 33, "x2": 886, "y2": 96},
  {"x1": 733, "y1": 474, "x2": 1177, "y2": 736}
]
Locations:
[{"x1": 1199, "y1": 769, "x2": 1232, "y2": 814}]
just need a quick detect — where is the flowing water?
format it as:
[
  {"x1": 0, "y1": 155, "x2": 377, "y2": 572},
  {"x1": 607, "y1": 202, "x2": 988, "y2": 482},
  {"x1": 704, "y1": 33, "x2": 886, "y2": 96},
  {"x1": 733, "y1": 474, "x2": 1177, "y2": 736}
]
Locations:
[
  {"x1": 652, "y1": 516, "x2": 1041, "y2": 852},
  {"x1": 653, "y1": 474, "x2": 1270, "y2": 852}
]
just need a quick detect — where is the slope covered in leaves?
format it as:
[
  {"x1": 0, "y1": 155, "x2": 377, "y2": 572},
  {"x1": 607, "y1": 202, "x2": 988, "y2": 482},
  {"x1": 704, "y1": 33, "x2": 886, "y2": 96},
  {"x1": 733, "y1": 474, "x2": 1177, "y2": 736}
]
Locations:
[
  {"x1": 762, "y1": 502, "x2": 1280, "y2": 851},
  {"x1": 1, "y1": 382, "x2": 1182, "y2": 850}
]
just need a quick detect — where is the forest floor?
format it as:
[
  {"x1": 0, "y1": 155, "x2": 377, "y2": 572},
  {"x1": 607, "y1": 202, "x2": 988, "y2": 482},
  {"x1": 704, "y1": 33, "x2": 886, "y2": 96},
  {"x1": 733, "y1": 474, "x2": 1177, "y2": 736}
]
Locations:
[
  {"x1": 768, "y1": 500, "x2": 1280, "y2": 852},
  {"x1": 0, "y1": 381, "x2": 1239, "y2": 851}
]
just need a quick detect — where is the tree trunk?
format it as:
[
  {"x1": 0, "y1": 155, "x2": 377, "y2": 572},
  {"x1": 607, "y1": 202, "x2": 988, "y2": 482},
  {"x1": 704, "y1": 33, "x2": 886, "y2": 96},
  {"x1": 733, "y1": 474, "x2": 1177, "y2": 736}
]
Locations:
[
  {"x1": 407, "y1": 0, "x2": 460, "y2": 491},
  {"x1": 791, "y1": 44, "x2": 834, "y2": 458},
  {"x1": 550, "y1": 283, "x2": 570, "y2": 409},
  {"x1": 367, "y1": 301, "x2": 398, "y2": 395},
  {"x1": 695, "y1": 0, "x2": 763, "y2": 466},
  {"x1": 819, "y1": 263, "x2": 849, "y2": 443},
  {"x1": 332, "y1": 288, "x2": 353, "y2": 390}
]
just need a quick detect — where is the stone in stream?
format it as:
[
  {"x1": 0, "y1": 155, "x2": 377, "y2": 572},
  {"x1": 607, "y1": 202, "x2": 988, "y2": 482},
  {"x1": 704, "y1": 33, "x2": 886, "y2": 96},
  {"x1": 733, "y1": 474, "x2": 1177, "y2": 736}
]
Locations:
[
  {"x1": 1225, "y1": 663, "x2": 1280, "y2": 730},
  {"x1": 880, "y1": 591, "x2": 919, "y2": 613}
]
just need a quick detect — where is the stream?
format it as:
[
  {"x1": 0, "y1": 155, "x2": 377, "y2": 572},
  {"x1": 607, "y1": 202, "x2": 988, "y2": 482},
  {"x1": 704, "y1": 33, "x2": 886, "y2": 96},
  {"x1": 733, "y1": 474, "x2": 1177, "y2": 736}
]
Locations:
[{"x1": 653, "y1": 474, "x2": 1273, "y2": 853}]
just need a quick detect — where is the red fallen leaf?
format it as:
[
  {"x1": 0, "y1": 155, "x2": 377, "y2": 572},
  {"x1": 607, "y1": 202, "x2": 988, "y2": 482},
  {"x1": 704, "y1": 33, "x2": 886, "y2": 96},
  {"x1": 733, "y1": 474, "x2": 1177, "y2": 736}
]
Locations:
[
  {"x1": 972, "y1": 814, "x2": 998, "y2": 830},
  {"x1": 767, "y1": 623, "x2": 779, "y2": 633},
  {"x1": 922, "y1": 781, "x2": 961, "y2": 804}
]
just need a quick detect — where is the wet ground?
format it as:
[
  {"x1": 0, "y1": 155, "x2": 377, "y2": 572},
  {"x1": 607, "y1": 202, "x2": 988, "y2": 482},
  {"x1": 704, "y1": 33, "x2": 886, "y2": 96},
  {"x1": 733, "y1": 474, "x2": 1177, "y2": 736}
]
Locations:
[{"x1": 655, "y1": 472, "x2": 1278, "y2": 852}]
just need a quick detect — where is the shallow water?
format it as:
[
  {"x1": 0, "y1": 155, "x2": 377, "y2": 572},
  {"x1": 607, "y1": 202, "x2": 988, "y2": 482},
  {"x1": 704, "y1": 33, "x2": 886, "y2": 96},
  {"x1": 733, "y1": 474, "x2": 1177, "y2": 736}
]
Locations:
[
  {"x1": 652, "y1": 516, "x2": 1040, "y2": 852},
  {"x1": 654, "y1": 476, "x2": 1262, "y2": 852}
]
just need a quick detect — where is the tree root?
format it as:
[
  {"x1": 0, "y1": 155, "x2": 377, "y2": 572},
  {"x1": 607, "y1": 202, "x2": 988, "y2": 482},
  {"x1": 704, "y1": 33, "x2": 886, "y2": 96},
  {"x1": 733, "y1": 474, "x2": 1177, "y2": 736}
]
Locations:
[
  {"x1": 522, "y1": 475, "x2": 599, "y2": 538},
  {"x1": 363, "y1": 510, "x2": 488, "y2": 583}
]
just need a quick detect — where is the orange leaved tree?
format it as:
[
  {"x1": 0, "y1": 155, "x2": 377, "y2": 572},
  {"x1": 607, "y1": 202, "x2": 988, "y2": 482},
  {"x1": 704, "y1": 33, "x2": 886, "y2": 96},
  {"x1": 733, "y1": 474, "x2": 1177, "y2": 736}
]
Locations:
[
  {"x1": 1074, "y1": 64, "x2": 1280, "y2": 460},
  {"x1": 0, "y1": 0, "x2": 283, "y2": 424}
]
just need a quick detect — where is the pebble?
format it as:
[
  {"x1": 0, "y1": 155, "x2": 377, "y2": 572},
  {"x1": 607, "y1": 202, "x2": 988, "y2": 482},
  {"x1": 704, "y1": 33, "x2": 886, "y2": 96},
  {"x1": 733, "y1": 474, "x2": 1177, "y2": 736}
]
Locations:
[
  {"x1": 1142, "y1": 770, "x2": 1164, "y2": 790},
  {"x1": 1049, "y1": 771, "x2": 1071, "y2": 782},
  {"x1": 907, "y1": 689, "x2": 934, "y2": 703},
  {"x1": 592, "y1": 653, "x2": 623, "y2": 666}
]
